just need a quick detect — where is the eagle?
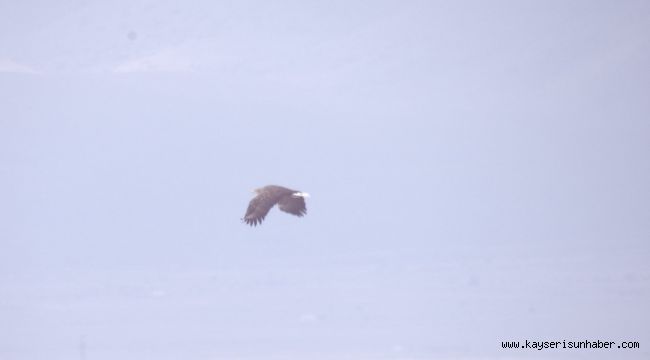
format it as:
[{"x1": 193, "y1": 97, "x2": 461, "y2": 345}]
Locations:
[{"x1": 242, "y1": 185, "x2": 310, "y2": 226}]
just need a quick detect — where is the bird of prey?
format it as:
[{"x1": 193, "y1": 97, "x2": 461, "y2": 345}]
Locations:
[{"x1": 242, "y1": 185, "x2": 309, "y2": 226}]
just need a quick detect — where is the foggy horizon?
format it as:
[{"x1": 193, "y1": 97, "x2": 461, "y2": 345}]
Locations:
[{"x1": 2, "y1": 1, "x2": 649, "y2": 359}]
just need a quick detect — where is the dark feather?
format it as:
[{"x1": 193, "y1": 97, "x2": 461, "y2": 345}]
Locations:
[
  {"x1": 242, "y1": 185, "x2": 308, "y2": 226},
  {"x1": 278, "y1": 195, "x2": 306, "y2": 217}
]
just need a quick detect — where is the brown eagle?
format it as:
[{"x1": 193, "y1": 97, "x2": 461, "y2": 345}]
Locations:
[{"x1": 242, "y1": 185, "x2": 310, "y2": 226}]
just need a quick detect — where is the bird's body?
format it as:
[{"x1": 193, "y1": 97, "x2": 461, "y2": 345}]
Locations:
[{"x1": 243, "y1": 185, "x2": 309, "y2": 226}]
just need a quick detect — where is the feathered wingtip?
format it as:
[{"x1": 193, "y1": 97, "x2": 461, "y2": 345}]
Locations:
[{"x1": 242, "y1": 217, "x2": 262, "y2": 226}]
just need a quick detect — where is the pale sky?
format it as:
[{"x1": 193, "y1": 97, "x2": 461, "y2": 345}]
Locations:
[{"x1": 1, "y1": 1, "x2": 649, "y2": 359}]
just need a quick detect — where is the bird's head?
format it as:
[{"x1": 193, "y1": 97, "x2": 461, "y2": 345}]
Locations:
[{"x1": 292, "y1": 191, "x2": 310, "y2": 198}]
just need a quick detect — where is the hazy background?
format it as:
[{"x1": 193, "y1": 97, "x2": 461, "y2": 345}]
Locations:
[{"x1": 1, "y1": 1, "x2": 649, "y2": 359}]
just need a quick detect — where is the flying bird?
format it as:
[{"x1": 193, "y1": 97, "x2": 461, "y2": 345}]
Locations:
[{"x1": 242, "y1": 185, "x2": 309, "y2": 226}]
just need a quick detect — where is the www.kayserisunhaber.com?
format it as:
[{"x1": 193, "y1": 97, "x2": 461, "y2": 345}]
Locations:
[{"x1": 501, "y1": 340, "x2": 640, "y2": 351}]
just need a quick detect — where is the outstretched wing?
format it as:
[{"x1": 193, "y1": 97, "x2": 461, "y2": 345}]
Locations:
[
  {"x1": 278, "y1": 195, "x2": 307, "y2": 217},
  {"x1": 243, "y1": 194, "x2": 278, "y2": 226}
]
